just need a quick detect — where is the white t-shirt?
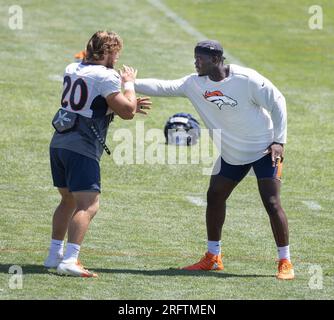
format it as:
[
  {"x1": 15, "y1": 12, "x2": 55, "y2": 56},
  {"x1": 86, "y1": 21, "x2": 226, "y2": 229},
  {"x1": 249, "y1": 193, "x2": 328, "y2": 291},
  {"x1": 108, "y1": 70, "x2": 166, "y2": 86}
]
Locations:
[{"x1": 135, "y1": 64, "x2": 287, "y2": 165}]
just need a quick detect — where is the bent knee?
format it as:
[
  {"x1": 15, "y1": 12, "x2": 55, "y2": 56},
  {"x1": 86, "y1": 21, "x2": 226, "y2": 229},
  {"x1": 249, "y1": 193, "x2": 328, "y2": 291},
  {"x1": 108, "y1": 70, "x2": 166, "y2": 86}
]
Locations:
[
  {"x1": 85, "y1": 201, "x2": 100, "y2": 217},
  {"x1": 61, "y1": 193, "x2": 76, "y2": 207},
  {"x1": 263, "y1": 196, "x2": 282, "y2": 214},
  {"x1": 207, "y1": 187, "x2": 228, "y2": 204},
  {"x1": 75, "y1": 196, "x2": 100, "y2": 217}
]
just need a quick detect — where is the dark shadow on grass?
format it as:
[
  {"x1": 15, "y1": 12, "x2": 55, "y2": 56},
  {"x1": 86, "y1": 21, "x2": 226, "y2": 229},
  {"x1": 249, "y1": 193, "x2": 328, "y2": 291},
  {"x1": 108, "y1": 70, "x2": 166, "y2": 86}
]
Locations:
[
  {"x1": 94, "y1": 268, "x2": 274, "y2": 278},
  {"x1": 0, "y1": 264, "x2": 273, "y2": 278},
  {"x1": 0, "y1": 264, "x2": 50, "y2": 275}
]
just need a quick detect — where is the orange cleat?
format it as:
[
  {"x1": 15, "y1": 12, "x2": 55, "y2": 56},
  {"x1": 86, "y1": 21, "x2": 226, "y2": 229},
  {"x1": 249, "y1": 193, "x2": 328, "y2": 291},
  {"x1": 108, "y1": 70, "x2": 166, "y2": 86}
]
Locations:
[
  {"x1": 276, "y1": 259, "x2": 295, "y2": 280},
  {"x1": 182, "y1": 252, "x2": 224, "y2": 271},
  {"x1": 74, "y1": 50, "x2": 86, "y2": 60}
]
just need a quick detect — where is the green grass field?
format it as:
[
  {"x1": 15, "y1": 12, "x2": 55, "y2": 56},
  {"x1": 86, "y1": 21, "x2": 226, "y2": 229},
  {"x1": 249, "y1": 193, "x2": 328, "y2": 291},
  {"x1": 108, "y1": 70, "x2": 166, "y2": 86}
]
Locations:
[{"x1": 0, "y1": 0, "x2": 333, "y2": 300}]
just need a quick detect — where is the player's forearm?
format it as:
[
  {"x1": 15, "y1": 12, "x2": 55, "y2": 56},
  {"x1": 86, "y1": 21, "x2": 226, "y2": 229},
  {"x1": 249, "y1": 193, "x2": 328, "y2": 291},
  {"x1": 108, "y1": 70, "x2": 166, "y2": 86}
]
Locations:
[
  {"x1": 135, "y1": 78, "x2": 185, "y2": 97},
  {"x1": 271, "y1": 95, "x2": 287, "y2": 144},
  {"x1": 117, "y1": 66, "x2": 138, "y2": 117},
  {"x1": 252, "y1": 78, "x2": 287, "y2": 144},
  {"x1": 123, "y1": 84, "x2": 137, "y2": 108}
]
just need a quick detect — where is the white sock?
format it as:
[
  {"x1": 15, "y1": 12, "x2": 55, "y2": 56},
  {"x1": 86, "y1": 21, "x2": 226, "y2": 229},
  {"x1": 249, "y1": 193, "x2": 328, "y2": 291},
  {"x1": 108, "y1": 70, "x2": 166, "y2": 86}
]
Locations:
[
  {"x1": 208, "y1": 240, "x2": 221, "y2": 256},
  {"x1": 277, "y1": 245, "x2": 290, "y2": 261},
  {"x1": 49, "y1": 239, "x2": 64, "y2": 257},
  {"x1": 63, "y1": 242, "x2": 81, "y2": 263}
]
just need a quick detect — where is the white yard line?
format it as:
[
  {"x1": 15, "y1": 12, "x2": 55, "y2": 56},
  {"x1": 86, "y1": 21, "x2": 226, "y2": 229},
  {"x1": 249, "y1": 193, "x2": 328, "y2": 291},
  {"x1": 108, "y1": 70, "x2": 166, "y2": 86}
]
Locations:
[
  {"x1": 146, "y1": 0, "x2": 244, "y2": 65},
  {"x1": 301, "y1": 201, "x2": 322, "y2": 211},
  {"x1": 186, "y1": 196, "x2": 207, "y2": 207}
]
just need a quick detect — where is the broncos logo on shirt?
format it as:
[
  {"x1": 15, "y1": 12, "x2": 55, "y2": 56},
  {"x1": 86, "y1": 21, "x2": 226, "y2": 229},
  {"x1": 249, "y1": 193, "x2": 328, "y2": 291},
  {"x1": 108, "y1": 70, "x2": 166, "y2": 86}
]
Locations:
[{"x1": 203, "y1": 90, "x2": 237, "y2": 110}]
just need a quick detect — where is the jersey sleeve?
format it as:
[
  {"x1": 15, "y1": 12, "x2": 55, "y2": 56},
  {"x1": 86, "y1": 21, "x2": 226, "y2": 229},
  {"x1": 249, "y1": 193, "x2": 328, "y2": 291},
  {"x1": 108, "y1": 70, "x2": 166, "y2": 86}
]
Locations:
[
  {"x1": 135, "y1": 75, "x2": 191, "y2": 97},
  {"x1": 99, "y1": 70, "x2": 122, "y2": 98},
  {"x1": 248, "y1": 71, "x2": 287, "y2": 144}
]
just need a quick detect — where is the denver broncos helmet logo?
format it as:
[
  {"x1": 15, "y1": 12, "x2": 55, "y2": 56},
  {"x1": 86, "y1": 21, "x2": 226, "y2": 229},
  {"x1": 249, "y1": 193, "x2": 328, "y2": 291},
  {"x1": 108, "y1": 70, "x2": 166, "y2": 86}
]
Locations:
[{"x1": 203, "y1": 90, "x2": 237, "y2": 110}]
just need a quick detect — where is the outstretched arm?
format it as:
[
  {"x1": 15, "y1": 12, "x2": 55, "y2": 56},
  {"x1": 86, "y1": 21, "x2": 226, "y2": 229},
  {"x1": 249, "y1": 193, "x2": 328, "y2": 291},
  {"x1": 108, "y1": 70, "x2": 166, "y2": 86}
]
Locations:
[
  {"x1": 106, "y1": 66, "x2": 152, "y2": 119},
  {"x1": 106, "y1": 65, "x2": 138, "y2": 119},
  {"x1": 135, "y1": 76, "x2": 190, "y2": 97}
]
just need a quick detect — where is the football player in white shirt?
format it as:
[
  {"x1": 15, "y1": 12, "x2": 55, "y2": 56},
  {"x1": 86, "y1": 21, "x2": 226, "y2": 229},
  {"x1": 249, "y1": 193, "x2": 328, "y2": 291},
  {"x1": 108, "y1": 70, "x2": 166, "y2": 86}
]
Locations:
[
  {"x1": 135, "y1": 40, "x2": 294, "y2": 280},
  {"x1": 44, "y1": 31, "x2": 151, "y2": 277}
]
